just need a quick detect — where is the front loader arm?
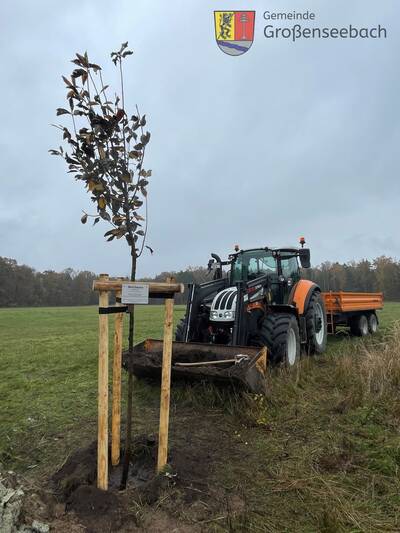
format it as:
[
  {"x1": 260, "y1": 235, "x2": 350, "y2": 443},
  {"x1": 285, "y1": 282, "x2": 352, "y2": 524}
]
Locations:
[
  {"x1": 233, "y1": 274, "x2": 270, "y2": 345},
  {"x1": 184, "y1": 277, "x2": 228, "y2": 342}
]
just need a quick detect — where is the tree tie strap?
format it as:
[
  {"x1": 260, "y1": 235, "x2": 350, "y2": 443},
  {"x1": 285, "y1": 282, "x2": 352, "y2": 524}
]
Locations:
[{"x1": 99, "y1": 306, "x2": 128, "y2": 314}]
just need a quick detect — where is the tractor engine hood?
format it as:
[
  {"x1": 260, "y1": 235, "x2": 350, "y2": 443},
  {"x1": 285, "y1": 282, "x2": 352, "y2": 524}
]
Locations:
[
  {"x1": 209, "y1": 282, "x2": 266, "y2": 323},
  {"x1": 209, "y1": 287, "x2": 237, "y2": 322}
]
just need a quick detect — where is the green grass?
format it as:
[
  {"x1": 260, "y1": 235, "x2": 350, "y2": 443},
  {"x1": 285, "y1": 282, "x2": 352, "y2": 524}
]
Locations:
[
  {"x1": 1, "y1": 303, "x2": 400, "y2": 531},
  {"x1": 0, "y1": 305, "x2": 185, "y2": 472}
]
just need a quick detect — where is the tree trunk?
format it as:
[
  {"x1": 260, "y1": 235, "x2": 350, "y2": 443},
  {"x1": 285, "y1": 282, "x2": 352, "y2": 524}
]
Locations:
[
  {"x1": 128, "y1": 249, "x2": 136, "y2": 350},
  {"x1": 120, "y1": 249, "x2": 136, "y2": 489}
]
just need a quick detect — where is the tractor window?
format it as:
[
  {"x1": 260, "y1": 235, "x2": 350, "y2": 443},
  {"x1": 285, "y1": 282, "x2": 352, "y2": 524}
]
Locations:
[
  {"x1": 280, "y1": 254, "x2": 300, "y2": 281},
  {"x1": 232, "y1": 250, "x2": 276, "y2": 283}
]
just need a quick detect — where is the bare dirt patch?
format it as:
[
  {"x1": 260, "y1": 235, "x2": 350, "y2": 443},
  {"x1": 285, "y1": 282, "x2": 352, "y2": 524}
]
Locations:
[{"x1": 41, "y1": 409, "x2": 240, "y2": 531}]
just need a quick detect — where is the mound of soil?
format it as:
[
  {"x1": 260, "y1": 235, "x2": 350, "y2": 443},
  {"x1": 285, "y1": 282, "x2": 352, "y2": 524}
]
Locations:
[
  {"x1": 12, "y1": 408, "x2": 245, "y2": 532},
  {"x1": 50, "y1": 427, "x2": 225, "y2": 531},
  {"x1": 52, "y1": 441, "x2": 97, "y2": 499},
  {"x1": 66, "y1": 485, "x2": 123, "y2": 532}
]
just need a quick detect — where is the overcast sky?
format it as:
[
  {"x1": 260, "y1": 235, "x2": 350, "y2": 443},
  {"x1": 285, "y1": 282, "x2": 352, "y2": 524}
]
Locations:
[{"x1": 0, "y1": 0, "x2": 398, "y2": 278}]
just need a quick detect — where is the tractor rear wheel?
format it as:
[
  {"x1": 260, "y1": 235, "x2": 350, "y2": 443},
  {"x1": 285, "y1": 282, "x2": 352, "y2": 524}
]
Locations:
[
  {"x1": 259, "y1": 313, "x2": 300, "y2": 366},
  {"x1": 305, "y1": 291, "x2": 327, "y2": 354},
  {"x1": 175, "y1": 318, "x2": 186, "y2": 341}
]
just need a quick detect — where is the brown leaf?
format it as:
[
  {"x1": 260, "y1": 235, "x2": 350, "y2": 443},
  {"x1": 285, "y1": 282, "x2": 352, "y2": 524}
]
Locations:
[
  {"x1": 88, "y1": 63, "x2": 102, "y2": 72},
  {"x1": 76, "y1": 53, "x2": 88, "y2": 67},
  {"x1": 115, "y1": 108, "x2": 125, "y2": 122},
  {"x1": 56, "y1": 108, "x2": 70, "y2": 116},
  {"x1": 71, "y1": 68, "x2": 86, "y2": 79},
  {"x1": 140, "y1": 132, "x2": 150, "y2": 145},
  {"x1": 62, "y1": 76, "x2": 75, "y2": 89}
]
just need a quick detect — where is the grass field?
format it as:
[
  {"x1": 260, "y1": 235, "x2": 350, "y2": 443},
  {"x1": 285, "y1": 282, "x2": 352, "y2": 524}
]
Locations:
[{"x1": 1, "y1": 303, "x2": 400, "y2": 531}]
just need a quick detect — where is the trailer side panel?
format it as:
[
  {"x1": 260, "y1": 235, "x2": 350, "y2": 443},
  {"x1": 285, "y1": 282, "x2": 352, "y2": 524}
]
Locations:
[{"x1": 322, "y1": 292, "x2": 383, "y2": 314}]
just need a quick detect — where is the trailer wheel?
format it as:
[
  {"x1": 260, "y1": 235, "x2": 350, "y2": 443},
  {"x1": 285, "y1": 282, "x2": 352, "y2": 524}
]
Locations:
[
  {"x1": 368, "y1": 313, "x2": 378, "y2": 334},
  {"x1": 175, "y1": 318, "x2": 186, "y2": 341},
  {"x1": 350, "y1": 314, "x2": 369, "y2": 336},
  {"x1": 305, "y1": 291, "x2": 327, "y2": 354},
  {"x1": 259, "y1": 313, "x2": 300, "y2": 366}
]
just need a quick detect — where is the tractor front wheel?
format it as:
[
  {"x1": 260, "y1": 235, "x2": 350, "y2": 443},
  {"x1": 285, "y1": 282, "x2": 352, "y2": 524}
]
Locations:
[{"x1": 259, "y1": 313, "x2": 300, "y2": 366}]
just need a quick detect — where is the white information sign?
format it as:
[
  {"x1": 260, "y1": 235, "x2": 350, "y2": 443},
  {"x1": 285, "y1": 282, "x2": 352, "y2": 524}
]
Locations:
[{"x1": 121, "y1": 283, "x2": 149, "y2": 304}]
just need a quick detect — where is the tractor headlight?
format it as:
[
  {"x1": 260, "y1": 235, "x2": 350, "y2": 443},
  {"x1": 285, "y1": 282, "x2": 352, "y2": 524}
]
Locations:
[
  {"x1": 224, "y1": 311, "x2": 234, "y2": 320},
  {"x1": 210, "y1": 311, "x2": 218, "y2": 320}
]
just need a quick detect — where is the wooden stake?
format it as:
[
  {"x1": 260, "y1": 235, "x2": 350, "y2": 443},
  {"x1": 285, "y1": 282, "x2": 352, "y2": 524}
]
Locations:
[
  {"x1": 256, "y1": 346, "x2": 268, "y2": 375},
  {"x1": 157, "y1": 278, "x2": 175, "y2": 473},
  {"x1": 97, "y1": 274, "x2": 109, "y2": 490},
  {"x1": 111, "y1": 285, "x2": 124, "y2": 466}
]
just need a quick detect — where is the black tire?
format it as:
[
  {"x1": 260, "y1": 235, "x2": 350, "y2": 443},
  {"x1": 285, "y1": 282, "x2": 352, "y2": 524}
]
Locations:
[
  {"x1": 305, "y1": 291, "x2": 327, "y2": 355},
  {"x1": 175, "y1": 318, "x2": 186, "y2": 341},
  {"x1": 368, "y1": 313, "x2": 378, "y2": 334},
  {"x1": 259, "y1": 313, "x2": 300, "y2": 366},
  {"x1": 350, "y1": 314, "x2": 369, "y2": 336}
]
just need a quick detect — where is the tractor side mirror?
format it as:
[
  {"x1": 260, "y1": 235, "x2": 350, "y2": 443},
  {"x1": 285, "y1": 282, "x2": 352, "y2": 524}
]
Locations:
[{"x1": 299, "y1": 248, "x2": 311, "y2": 269}]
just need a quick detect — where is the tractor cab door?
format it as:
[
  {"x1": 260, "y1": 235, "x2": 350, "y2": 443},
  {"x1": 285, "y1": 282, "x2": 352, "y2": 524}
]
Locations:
[
  {"x1": 231, "y1": 250, "x2": 281, "y2": 303},
  {"x1": 278, "y1": 252, "x2": 301, "y2": 304},
  {"x1": 247, "y1": 254, "x2": 281, "y2": 304}
]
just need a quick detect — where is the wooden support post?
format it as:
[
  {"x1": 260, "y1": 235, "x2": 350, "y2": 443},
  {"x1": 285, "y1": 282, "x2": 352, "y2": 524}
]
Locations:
[
  {"x1": 157, "y1": 278, "x2": 175, "y2": 473},
  {"x1": 256, "y1": 346, "x2": 268, "y2": 375},
  {"x1": 111, "y1": 285, "x2": 124, "y2": 466},
  {"x1": 98, "y1": 274, "x2": 109, "y2": 490}
]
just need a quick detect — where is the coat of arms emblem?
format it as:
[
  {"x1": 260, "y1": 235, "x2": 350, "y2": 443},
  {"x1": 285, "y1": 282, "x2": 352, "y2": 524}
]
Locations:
[{"x1": 214, "y1": 11, "x2": 255, "y2": 56}]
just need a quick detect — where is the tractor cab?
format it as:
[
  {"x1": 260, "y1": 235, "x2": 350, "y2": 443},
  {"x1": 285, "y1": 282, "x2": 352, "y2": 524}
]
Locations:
[
  {"x1": 229, "y1": 247, "x2": 304, "y2": 300},
  {"x1": 230, "y1": 249, "x2": 278, "y2": 283},
  {"x1": 209, "y1": 246, "x2": 309, "y2": 306}
]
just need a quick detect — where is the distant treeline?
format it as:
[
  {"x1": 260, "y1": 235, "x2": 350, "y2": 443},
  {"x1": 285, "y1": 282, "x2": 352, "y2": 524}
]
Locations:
[
  {"x1": 0, "y1": 257, "x2": 98, "y2": 307},
  {"x1": 0, "y1": 256, "x2": 398, "y2": 307},
  {"x1": 304, "y1": 257, "x2": 400, "y2": 300}
]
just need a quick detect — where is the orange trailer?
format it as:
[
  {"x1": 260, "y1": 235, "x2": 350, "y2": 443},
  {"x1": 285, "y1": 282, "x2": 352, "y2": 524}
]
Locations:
[{"x1": 322, "y1": 291, "x2": 383, "y2": 336}]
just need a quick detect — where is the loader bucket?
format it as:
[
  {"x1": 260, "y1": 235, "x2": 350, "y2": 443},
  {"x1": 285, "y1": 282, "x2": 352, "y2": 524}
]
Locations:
[{"x1": 123, "y1": 339, "x2": 267, "y2": 395}]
